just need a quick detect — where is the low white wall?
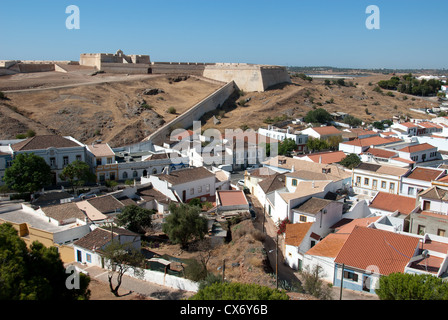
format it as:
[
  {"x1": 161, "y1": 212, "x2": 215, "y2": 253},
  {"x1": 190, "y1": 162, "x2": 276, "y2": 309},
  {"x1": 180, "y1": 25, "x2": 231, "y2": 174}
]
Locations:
[{"x1": 127, "y1": 267, "x2": 199, "y2": 292}]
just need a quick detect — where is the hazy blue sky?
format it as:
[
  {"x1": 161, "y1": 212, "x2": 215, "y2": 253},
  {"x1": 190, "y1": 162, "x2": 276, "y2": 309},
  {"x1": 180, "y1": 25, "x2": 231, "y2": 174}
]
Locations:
[{"x1": 1, "y1": 0, "x2": 446, "y2": 69}]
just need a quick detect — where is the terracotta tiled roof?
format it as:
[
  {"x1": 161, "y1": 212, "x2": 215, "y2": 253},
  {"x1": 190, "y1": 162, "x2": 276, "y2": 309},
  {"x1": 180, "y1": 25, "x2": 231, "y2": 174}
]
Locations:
[
  {"x1": 74, "y1": 227, "x2": 139, "y2": 251},
  {"x1": 306, "y1": 151, "x2": 346, "y2": 164},
  {"x1": 155, "y1": 167, "x2": 215, "y2": 185},
  {"x1": 333, "y1": 216, "x2": 381, "y2": 234},
  {"x1": 355, "y1": 162, "x2": 410, "y2": 176},
  {"x1": 342, "y1": 136, "x2": 401, "y2": 147},
  {"x1": 419, "y1": 186, "x2": 448, "y2": 201},
  {"x1": 406, "y1": 167, "x2": 445, "y2": 182},
  {"x1": 311, "y1": 126, "x2": 341, "y2": 136},
  {"x1": 334, "y1": 226, "x2": 420, "y2": 275},
  {"x1": 369, "y1": 192, "x2": 418, "y2": 215},
  {"x1": 41, "y1": 202, "x2": 86, "y2": 222},
  {"x1": 87, "y1": 195, "x2": 124, "y2": 214},
  {"x1": 217, "y1": 190, "x2": 248, "y2": 206},
  {"x1": 247, "y1": 167, "x2": 277, "y2": 177},
  {"x1": 87, "y1": 143, "x2": 115, "y2": 157},
  {"x1": 306, "y1": 233, "x2": 348, "y2": 258},
  {"x1": 285, "y1": 222, "x2": 313, "y2": 247},
  {"x1": 399, "y1": 143, "x2": 436, "y2": 153},
  {"x1": 418, "y1": 122, "x2": 443, "y2": 129},
  {"x1": 12, "y1": 135, "x2": 82, "y2": 151},
  {"x1": 362, "y1": 147, "x2": 397, "y2": 158},
  {"x1": 293, "y1": 197, "x2": 334, "y2": 215},
  {"x1": 258, "y1": 173, "x2": 286, "y2": 194},
  {"x1": 399, "y1": 122, "x2": 418, "y2": 128},
  {"x1": 137, "y1": 185, "x2": 171, "y2": 204}
]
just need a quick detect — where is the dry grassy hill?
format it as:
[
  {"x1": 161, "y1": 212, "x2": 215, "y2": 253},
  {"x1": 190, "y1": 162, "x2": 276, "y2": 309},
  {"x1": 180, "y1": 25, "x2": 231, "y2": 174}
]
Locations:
[
  {"x1": 0, "y1": 72, "x2": 221, "y2": 147},
  {"x1": 200, "y1": 73, "x2": 437, "y2": 133},
  {"x1": 0, "y1": 70, "x2": 439, "y2": 147}
]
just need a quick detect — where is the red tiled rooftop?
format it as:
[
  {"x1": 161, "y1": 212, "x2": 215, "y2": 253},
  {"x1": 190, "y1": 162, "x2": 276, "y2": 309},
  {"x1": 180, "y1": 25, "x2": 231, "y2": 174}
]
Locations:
[
  {"x1": 285, "y1": 222, "x2": 313, "y2": 247},
  {"x1": 217, "y1": 190, "x2": 248, "y2": 206},
  {"x1": 306, "y1": 151, "x2": 346, "y2": 164},
  {"x1": 362, "y1": 147, "x2": 397, "y2": 158},
  {"x1": 399, "y1": 143, "x2": 436, "y2": 153},
  {"x1": 334, "y1": 226, "x2": 420, "y2": 276},
  {"x1": 342, "y1": 136, "x2": 401, "y2": 147},
  {"x1": 406, "y1": 167, "x2": 445, "y2": 182},
  {"x1": 369, "y1": 192, "x2": 418, "y2": 215},
  {"x1": 311, "y1": 126, "x2": 341, "y2": 135}
]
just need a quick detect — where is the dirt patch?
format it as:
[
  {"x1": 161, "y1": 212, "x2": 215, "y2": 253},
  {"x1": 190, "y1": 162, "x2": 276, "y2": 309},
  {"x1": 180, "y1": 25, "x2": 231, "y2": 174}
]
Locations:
[{"x1": 88, "y1": 278, "x2": 151, "y2": 300}]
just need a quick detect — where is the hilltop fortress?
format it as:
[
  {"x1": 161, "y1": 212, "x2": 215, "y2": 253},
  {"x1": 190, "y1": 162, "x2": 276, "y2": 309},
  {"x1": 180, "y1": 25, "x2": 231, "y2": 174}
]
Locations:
[{"x1": 79, "y1": 50, "x2": 291, "y2": 92}]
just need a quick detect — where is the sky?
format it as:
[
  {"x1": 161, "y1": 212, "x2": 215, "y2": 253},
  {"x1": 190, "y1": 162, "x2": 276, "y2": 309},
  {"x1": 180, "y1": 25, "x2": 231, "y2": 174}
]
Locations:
[{"x1": 1, "y1": 0, "x2": 447, "y2": 69}]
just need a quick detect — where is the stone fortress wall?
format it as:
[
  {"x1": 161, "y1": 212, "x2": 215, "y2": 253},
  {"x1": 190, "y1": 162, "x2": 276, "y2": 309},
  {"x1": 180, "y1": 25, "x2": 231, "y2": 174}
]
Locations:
[{"x1": 78, "y1": 50, "x2": 291, "y2": 92}]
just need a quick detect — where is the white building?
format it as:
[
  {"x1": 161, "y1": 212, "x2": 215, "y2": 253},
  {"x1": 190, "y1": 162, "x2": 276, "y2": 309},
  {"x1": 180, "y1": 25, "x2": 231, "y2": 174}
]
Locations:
[
  {"x1": 8, "y1": 135, "x2": 87, "y2": 184},
  {"x1": 141, "y1": 166, "x2": 218, "y2": 203}
]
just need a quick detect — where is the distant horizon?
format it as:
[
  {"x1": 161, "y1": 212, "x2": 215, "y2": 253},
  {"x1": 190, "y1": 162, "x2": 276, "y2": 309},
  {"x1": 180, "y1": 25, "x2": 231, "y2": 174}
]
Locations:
[{"x1": 1, "y1": 0, "x2": 447, "y2": 70}]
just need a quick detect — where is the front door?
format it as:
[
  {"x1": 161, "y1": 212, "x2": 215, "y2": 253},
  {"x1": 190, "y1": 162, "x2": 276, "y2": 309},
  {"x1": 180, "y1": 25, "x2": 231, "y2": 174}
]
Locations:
[
  {"x1": 76, "y1": 250, "x2": 82, "y2": 263},
  {"x1": 363, "y1": 275, "x2": 371, "y2": 292}
]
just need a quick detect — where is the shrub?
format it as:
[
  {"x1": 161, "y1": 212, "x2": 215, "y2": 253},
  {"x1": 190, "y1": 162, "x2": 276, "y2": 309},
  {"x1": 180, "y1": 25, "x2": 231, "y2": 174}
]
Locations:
[{"x1": 167, "y1": 107, "x2": 176, "y2": 114}]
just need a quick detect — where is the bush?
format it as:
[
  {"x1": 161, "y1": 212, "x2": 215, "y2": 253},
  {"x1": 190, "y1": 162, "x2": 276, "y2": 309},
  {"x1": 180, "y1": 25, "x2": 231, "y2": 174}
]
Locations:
[
  {"x1": 167, "y1": 107, "x2": 176, "y2": 114},
  {"x1": 0, "y1": 91, "x2": 5, "y2": 100},
  {"x1": 189, "y1": 282, "x2": 289, "y2": 300},
  {"x1": 184, "y1": 258, "x2": 208, "y2": 282}
]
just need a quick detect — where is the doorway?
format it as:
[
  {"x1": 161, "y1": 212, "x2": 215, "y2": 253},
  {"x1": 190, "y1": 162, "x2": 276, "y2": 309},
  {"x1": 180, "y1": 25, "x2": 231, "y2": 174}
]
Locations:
[{"x1": 76, "y1": 250, "x2": 82, "y2": 263}]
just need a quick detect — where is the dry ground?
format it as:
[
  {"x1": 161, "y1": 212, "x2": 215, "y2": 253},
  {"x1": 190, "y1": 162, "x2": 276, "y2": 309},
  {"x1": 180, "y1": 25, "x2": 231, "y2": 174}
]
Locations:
[
  {"x1": 200, "y1": 73, "x2": 436, "y2": 133},
  {"x1": 0, "y1": 71, "x2": 221, "y2": 147}
]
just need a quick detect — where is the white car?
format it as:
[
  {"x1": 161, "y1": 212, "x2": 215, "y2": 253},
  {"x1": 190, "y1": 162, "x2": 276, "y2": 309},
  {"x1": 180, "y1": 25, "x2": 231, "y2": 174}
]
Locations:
[{"x1": 237, "y1": 179, "x2": 245, "y2": 186}]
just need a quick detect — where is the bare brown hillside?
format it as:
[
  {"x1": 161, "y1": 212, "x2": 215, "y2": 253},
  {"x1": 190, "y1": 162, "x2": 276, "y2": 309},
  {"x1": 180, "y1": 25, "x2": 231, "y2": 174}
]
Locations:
[
  {"x1": 0, "y1": 73, "x2": 221, "y2": 147},
  {"x1": 0, "y1": 71, "x2": 439, "y2": 147},
  {"x1": 201, "y1": 73, "x2": 437, "y2": 132}
]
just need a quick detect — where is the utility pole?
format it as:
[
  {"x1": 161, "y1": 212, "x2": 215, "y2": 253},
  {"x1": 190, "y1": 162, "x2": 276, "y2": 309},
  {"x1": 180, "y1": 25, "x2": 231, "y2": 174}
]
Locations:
[
  {"x1": 339, "y1": 263, "x2": 344, "y2": 300},
  {"x1": 222, "y1": 259, "x2": 226, "y2": 282},
  {"x1": 276, "y1": 233, "x2": 279, "y2": 290}
]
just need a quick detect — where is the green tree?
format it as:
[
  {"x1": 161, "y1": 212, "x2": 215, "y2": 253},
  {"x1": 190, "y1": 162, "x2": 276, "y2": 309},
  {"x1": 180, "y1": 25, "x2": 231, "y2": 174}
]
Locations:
[
  {"x1": 304, "y1": 108, "x2": 333, "y2": 124},
  {"x1": 115, "y1": 205, "x2": 155, "y2": 234},
  {"x1": 59, "y1": 160, "x2": 96, "y2": 194},
  {"x1": 102, "y1": 239, "x2": 145, "y2": 297},
  {"x1": 301, "y1": 265, "x2": 333, "y2": 300},
  {"x1": 162, "y1": 203, "x2": 208, "y2": 248},
  {"x1": 0, "y1": 223, "x2": 91, "y2": 300},
  {"x1": 343, "y1": 115, "x2": 362, "y2": 127},
  {"x1": 326, "y1": 135, "x2": 343, "y2": 151},
  {"x1": 189, "y1": 282, "x2": 289, "y2": 300},
  {"x1": 278, "y1": 138, "x2": 297, "y2": 156},
  {"x1": 306, "y1": 137, "x2": 329, "y2": 152},
  {"x1": 376, "y1": 273, "x2": 448, "y2": 300},
  {"x1": 339, "y1": 153, "x2": 361, "y2": 169},
  {"x1": 3, "y1": 153, "x2": 52, "y2": 194}
]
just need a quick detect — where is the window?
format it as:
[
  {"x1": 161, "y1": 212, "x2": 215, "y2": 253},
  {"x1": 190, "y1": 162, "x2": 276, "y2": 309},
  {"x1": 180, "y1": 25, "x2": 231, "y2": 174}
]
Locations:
[
  {"x1": 364, "y1": 178, "x2": 369, "y2": 185},
  {"x1": 133, "y1": 171, "x2": 138, "y2": 178},
  {"x1": 310, "y1": 240, "x2": 316, "y2": 248},
  {"x1": 86, "y1": 253, "x2": 91, "y2": 263},
  {"x1": 63, "y1": 156, "x2": 69, "y2": 166},
  {"x1": 190, "y1": 188, "x2": 194, "y2": 195},
  {"x1": 107, "y1": 157, "x2": 112, "y2": 164},
  {"x1": 438, "y1": 229, "x2": 446, "y2": 237},
  {"x1": 122, "y1": 171, "x2": 128, "y2": 179},
  {"x1": 356, "y1": 176, "x2": 361, "y2": 185},
  {"x1": 418, "y1": 225, "x2": 426, "y2": 235},
  {"x1": 381, "y1": 181, "x2": 386, "y2": 189},
  {"x1": 390, "y1": 183, "x2": 395, "y2": 191},
  {"x1": 292, "y1": 179, "x2": 298, "y2": 186},
  {"x1": 300, "y1": 215, "x2": 307, "y2": 222},
  {"x1": 408, "y1": 187, "x2": 415, "y2": 196},
  {"x1": 76, "y1": 155, "x2": 82, "y2": 161},
  {"x1": 50, "y1": 157, "x2": 56, "y2": 167},
  {"x1": 96, "y1": 158, "x2": 102, "y2": 166},
  {"x1": 152, "y1": 168, "x2": 157, "y2": 174},
  {"x1": 206, "y1": 184, "x2": 210, "y2": 192},
  {"x1": 411, "y1": 156, "x2": 418, "y2": 161},
  {"x1": 372, "y1": 180, "x2": 378, "y2": 190},
  {"x1": 343, "y1": 270, "x2": 358, "y2": 282},
  {"x1": 198, "y1": 186, "x2": 202, "y2": 193}
]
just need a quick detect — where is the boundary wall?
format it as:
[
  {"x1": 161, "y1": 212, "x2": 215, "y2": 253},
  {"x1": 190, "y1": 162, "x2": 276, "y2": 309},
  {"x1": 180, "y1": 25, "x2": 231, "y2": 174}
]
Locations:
[{"x1": 146, "y1": 81, "x2": 236, "y2": 145}]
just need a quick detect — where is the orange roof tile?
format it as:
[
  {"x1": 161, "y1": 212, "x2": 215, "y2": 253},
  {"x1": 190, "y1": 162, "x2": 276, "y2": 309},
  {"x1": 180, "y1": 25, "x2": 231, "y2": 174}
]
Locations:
[
  {"x1": 362, "y1": 147, "x2": 397, "y2": 158},
  {"x1": 406, "y1": 167, "x2": 445, "y2": 182},
  {"x1": 285, "y1": 223, "x2": 313, "y2": 247},
  {"x1": 217, "y1": 190, "x2": 248, "y2": 206},
  {"x1": 334, "y1": 216, "x2": 381, "y2": 234},
  {"x1": 311, "y1": 126, "x2": 341, "y2": 136},
  {"x1": 334, "y1": 226, "x2": 420, "y2": 275},
  {"x1": 399, "y1": 143, "x2": 436, "y2": 153},
  {"x1": 369, "y1": 192, "x2": 418, "y2": 215},
  {"x1": 342, "y1": 136, "x2": 401, "y2": 147},
  {"x1": 306, "y1": 233, "x2": 348, "y2": 258},
  {"x1": 306, "y1": 151, "x2": 346, "y2": 164}
]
